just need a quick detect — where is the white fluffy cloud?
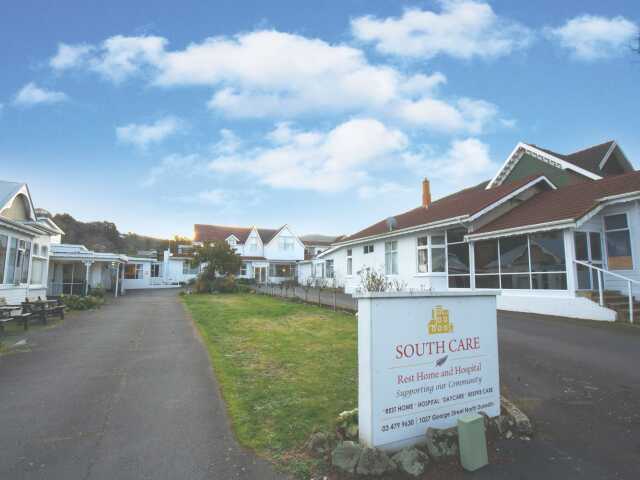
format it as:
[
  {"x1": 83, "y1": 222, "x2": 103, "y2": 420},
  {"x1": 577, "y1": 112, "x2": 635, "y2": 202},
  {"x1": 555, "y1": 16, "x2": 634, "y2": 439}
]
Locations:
[
  {"x1": 13, "y1": 82, "x2": 68, "y2": 107},
  {"x1": 403, "y1": 138, "x2": 497, "y2": 186},
  {"x1": 50, "y1": 30, "x2": 501, "y2": 134},
  {"x1": 546, "y1": 15, "x2": 638, "y2": 60},
  {"x1": 351, "y1": 1, "x2": 532, "y2": 60},
  {"x1": 50, "y1": 43, "x2": 94, "y2": 70},
  {"x1": 116, "y1": 116, "x2": 183, "y2": 149},
  {"x1": 209, "y1": 118, "x2": 409, "y2": 193}
]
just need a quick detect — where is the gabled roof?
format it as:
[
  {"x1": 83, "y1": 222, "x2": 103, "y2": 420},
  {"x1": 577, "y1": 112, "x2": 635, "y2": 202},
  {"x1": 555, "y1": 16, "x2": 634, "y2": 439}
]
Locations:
[
  {"x1": 472, "y1": 171, "x2": 640, "y2": 237},
  {"x1": 194, "y1": 224, "x2": 282, "y2": 244},
  {"x1": 527, "y1": 140, "x2": 617, "y2": 176},
  {"x1": 336, "y1": 175, "x2": 554, "y2": 244},
  {"x1": 0, "y1": 181, "x2": 23, "y2": 210}
]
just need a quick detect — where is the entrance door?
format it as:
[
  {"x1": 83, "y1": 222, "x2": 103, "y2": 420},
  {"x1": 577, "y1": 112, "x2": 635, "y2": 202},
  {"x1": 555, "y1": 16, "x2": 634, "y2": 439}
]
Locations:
[
  {"x1": 254, "y1": 267, "x2": 266, "y2": 284},
  {"x1": 574, "y1": 231, "x2": 603, "y2": 290}
]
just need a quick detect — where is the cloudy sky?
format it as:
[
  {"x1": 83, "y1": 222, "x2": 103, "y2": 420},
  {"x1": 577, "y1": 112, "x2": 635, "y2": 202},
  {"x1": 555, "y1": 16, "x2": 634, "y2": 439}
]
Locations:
[{"x1": 1, "y1": 0, "x2": 639, "y2": 238}]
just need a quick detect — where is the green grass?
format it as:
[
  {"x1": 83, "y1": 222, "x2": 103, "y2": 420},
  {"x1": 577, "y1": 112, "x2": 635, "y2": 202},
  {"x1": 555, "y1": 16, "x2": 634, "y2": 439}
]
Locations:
[{"x1": 183, "y1": 293, "x2": 357, "y2": 475}]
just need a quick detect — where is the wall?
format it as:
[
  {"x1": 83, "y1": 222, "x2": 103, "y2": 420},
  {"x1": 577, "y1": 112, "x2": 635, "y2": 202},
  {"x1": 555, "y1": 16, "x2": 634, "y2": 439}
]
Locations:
[
  {"x1": 121, "y1": 261, "x2": 153, "y2": 290},
  {"x1": 503, "y1": 153, "x2": 590, "y2": 187},
  {"x1": 263, "y1": 226, "x2": 305, "y2": 261},
  {"x1": 0, "y1": 286, "x2": 47, "y2": 303}
]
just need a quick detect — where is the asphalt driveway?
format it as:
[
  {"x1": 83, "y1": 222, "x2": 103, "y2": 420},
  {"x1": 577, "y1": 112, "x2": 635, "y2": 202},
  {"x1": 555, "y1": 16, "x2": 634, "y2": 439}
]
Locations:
[
  {"x1": 0, "y1": 289, "x2": 283, "y2": 480},
  {"x1": 493, "y1": 311, "x2": 640, "y2": 480}
]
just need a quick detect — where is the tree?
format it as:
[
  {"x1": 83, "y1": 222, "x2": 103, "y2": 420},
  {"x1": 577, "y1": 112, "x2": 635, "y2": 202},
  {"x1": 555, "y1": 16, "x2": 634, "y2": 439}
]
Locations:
[{"x1": 193, "y1": 241, "x2": 242, "y2": 278}]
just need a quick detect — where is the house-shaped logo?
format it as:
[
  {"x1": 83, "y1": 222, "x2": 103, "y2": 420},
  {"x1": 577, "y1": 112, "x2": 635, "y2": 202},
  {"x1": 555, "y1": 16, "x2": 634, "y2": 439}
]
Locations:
[{"x1": 428, "y1": 306, "x2": 453, "y2": 334}]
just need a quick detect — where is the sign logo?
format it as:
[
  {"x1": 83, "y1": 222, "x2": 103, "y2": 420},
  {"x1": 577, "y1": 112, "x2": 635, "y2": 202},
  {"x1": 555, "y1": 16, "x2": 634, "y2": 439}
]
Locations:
[{"x1": 428, "y1": 306, "x2": 453, "y2": 334}]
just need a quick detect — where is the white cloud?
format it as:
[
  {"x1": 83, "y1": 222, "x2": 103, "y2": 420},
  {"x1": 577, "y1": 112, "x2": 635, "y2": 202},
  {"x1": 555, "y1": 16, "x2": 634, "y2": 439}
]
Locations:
[
  {"x1": 403, "y1": 138, "x2": 497, "y2": 186},
  {"x1": 351, "y1": 1, "x2": 532, "y2": 59},
  {"x1": 50, "y1": 31, "x2": 501, "y2": 133},
  {"x1": 357, "y1": 182, "x2": 412, "y2": 199},
  {"x1": 546, "y1": 15, "x2": 639, "y2": 60},
  {"x1": 50, "y1": 43, "x2": 94, "y2": 70},
  {"x1": 13, "y1": 82, "x2": 68, "y2": 106},
  {"x1": 142, "y1": 153, "x2": 201, "y2": 187},
  {"x1": 209, "y1": 118, "x2": 408, "y2": 193},
  {"x1": 116, "y1": 116, "x2": 183, "y2": 149}
]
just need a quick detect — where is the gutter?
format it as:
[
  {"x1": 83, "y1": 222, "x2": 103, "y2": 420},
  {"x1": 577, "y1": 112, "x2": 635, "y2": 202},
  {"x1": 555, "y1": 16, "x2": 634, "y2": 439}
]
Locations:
[{"x1": 465, "y1": 219, "x2": 575, "y2": 241}]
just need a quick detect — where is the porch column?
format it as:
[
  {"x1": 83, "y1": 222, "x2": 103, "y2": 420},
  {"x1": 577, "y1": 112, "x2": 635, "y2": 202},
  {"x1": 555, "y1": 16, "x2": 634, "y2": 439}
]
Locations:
[
  {"x1": 114, "y1": 262, "x2": 119, "y2": 298},
  {"x1": 83, "y1": 261, "x2": 93, "y2": 296}
]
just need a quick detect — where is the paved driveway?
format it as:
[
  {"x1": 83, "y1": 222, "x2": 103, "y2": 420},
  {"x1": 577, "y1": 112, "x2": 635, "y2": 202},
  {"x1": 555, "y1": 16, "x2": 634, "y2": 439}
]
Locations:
[
  {"x1": 493, "y1": 311, "x2": 640, "y2": 479},
  {"x1": 0, "y1": 289, "x2": 283, "y2": 480}
]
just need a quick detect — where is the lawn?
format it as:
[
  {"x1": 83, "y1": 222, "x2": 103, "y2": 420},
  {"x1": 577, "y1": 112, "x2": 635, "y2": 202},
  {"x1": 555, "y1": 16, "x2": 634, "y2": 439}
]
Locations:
[{"x1": 183, "y1": 292, "x2": 357, "y2": 473}]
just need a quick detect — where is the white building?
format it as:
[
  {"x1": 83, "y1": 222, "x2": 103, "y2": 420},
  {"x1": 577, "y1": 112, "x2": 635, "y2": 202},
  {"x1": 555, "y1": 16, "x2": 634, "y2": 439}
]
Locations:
[
  {"x1": 194, "y1": 224, "x2": 304, "y2": 283},
  {"x1": 312, "y1": 140, "x2": 640, "y2": 322},
  {"x1": 0, "y1": 181, "x2": 63, "y2": 304}
]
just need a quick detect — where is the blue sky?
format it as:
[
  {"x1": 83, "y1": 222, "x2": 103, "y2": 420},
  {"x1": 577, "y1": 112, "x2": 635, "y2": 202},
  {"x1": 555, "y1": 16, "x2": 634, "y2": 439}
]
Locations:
[{"x1": 1, "y1": 0, "x2": 639, "y2": 239}]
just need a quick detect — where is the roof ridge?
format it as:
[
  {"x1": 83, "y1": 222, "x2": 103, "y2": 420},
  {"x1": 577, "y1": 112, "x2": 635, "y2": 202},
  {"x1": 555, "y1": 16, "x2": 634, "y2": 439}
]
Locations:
[{"x1": 566, "y1": 140, "x2": 615, "y2": 157}]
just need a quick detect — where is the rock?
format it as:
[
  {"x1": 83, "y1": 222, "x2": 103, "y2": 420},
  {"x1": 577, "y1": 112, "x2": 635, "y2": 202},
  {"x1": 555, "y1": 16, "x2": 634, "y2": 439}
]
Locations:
[
  {"x1": 331, "y1": 441, "x2": 362, "y2": 474},
  {"x1": 356, "y1": 447, "x2": 396, "y2": 476},
  {"x1": 392, "y1": 447, "x2": 429, "y2": 477},
  {"x1": 425, "y1": 427, "x2": 458, "y2": 462},
  {"x1": 502, "y1": 397, "x2": 534, "y2": 436},
  {"x1": 306, "y1": 432, "x2": 331, "y2": 457},
  {"x1": 345, "y1": 423, "x2": 359, "y2": 440},
  {"x1": 493, "y1": 415, "x2": 515, "y2": 437}
]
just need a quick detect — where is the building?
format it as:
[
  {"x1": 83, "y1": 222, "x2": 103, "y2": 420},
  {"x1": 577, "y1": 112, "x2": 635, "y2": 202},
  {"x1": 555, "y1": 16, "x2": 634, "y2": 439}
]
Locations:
[
  {"x1": 0, "y1": 181, "x2": 63, "y2": 303},
  {"x1": 313, "y1": 140, "x2": 639, "y2": 321},
  {"x1": 48, "y1": 246, "x2": 200, "y2": 295},
  {"x1": 194, "y1": 224, "x2": 304, "y2": 283}
]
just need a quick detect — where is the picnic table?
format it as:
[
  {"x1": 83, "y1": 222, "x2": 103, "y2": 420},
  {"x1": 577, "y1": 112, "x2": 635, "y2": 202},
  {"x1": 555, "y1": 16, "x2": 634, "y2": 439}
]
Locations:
[
  {"x1": 0, "y1": 304, "x2": 32, "y2": 333},
  {"x1": 22, "y1": 298, "x2": 66, "y2": 324}
]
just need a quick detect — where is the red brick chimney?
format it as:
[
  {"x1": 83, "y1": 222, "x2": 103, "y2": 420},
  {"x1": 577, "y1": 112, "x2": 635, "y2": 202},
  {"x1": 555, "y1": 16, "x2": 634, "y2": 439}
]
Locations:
[{"x1": 422, "y1": 178, "x2": 431, "y2": 208}]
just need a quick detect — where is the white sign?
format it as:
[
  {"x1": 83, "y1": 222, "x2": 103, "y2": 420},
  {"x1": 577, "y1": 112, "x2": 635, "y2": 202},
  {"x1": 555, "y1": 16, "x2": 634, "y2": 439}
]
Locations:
[{"x1": 356, "y1": 292, "x2": 500, "y2": 450}]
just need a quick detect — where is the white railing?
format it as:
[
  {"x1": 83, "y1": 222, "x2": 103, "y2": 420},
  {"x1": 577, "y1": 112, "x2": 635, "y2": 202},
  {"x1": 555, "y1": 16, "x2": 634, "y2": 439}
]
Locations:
[{"x1": 574, "y1": 259, "x2": 639, "y2": 323}]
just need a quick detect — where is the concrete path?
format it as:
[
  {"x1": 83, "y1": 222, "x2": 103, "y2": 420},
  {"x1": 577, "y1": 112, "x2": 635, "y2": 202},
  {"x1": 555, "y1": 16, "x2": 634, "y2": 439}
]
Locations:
[{"x1": 0, "y1": 289, "x2": 284, "y2": 480}]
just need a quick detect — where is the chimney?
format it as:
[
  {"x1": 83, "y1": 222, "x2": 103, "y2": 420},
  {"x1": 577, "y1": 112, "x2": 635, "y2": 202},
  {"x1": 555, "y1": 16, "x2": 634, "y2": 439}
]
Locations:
[{"x1": 422, "y1": 178, "x2": 431, "y2": 208}]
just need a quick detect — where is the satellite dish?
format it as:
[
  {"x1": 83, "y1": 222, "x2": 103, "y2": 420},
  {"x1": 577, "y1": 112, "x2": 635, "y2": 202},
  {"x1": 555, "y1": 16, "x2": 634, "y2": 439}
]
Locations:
[{"x1": 385, "y1": 216, "x2": 397, "y2": 232}]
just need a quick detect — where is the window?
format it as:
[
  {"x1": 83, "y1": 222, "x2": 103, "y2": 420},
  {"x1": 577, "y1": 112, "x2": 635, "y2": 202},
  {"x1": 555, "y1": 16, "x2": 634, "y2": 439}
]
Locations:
[
  {"x1": 240, "y1": 263, "x2": 248, "y2": 276},
  {"x1": 326, "y1": 259, "x2": 334, "y2": 278},
  {"x1": 248, "y1": 237, "x2": 258, "y2": 252},
  {"x1": 151, "y1": 264, "x2": 161, "y2": 277},
  {"x1": 474, "y1": 239, "x2": 499, "y2": 288},
  {"x1": 227, "y1": 237, "x2": 237, "y2": 247},
  {"x1": 417, "y1": 236, "x2": 428, "y2": 273},
  {"x1": 0, "y1": 235, "x2": 7, "y2": 284},
  {"x1": 499, "y1": 235, "x2": 530, "y2": 289},
  {"x1": 431, "y1": 235, "x2": 445, "y2": 272},
  {"x1": 30, "y1": 258, "x2": 45, "y2": 285},
  {"x1": 270, "y1": 263, "x2": 294, "y2": 277},
  {"x1": 41, "y1": 245, "x2": 47, "y2": 257},
  {"x1": 605, "y1": 214, "x2": 632, "y2": 270},
  {"x1": 6, "y1": 238, "x2": 17, "y2": 284},
  {"x1": 279, "y1": 236, "x2": 295, "y2": 251},
  {"x1": 447, "y1": 229, "x2": 469, "y2": 288},
  {"x1": 182, "y1": 262, "x2": 189, "y2": 274},
  {"x1": 346, "y1": 248, "x2": 353, "y2": 276},
  {"x1": 125, "y1": 264, "x2": 143, "y2": 279},
  {"x1": 363, "y1": 244, "x2": 374, "y2": 254},
  {"x1": 385, "y1": 241, "x2": 398, "y2": 275},
  {"x1": 33, "y1": 243, "x2": 39, "y2": 256}
]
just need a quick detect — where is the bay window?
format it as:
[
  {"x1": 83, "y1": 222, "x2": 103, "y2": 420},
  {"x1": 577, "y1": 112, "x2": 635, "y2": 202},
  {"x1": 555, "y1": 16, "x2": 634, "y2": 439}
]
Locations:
[
  {"x1": 447, "y1": 229, "x2": 469, "y2": 288},
  {"x1": 385, "y1": 241, "x2": 398, "y2": 275},
  {"x1": 604, "y1": 214, "x2": 632, "y2": 270},
  {"x1": 0, "y1": 235, "x2": 6, "y2": 284}
]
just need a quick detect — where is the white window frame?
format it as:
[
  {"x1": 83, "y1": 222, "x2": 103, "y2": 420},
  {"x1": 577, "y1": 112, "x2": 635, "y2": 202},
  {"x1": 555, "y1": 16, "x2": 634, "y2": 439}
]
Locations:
[
  {"x1": 603, "y1": 212, "x2": 634, "y2": 270},
  {"x1": 346, "y1": 248, "x2": 353, "y2": 276},
  {"x1": 363, "y1": 244, "x2": 374, "y2": 255},
  {"x1": 385, "y1": 240, "x2": 398, "y2": 276}
]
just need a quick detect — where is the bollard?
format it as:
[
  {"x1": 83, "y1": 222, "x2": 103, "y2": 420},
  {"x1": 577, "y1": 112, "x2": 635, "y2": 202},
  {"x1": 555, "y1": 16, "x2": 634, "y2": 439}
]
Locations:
[{"x1": 457, "y1": 414, "x2": 488, "y2": 472}]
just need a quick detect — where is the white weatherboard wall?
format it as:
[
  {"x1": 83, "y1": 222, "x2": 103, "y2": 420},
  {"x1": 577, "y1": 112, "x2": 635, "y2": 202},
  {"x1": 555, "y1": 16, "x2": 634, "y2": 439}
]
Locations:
[{"x1": 356, "y1": 292, "x2": 500, "y2": 451}]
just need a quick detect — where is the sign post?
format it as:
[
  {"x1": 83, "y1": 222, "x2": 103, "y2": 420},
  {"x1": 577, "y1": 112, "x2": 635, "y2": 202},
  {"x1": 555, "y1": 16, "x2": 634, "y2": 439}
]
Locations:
[{"x1": 355, "y1": 291, "x2": 500, "y2": 451}]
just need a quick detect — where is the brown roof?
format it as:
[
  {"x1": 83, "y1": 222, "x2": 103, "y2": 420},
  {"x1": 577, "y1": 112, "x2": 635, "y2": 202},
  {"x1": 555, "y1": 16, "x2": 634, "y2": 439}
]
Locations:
[
  {"x1": 527, "y1": 140, "x2": 615, "y2": 176},
  {"x1": 194, "y1": 224, "x2": 282, "y2": 244},
  {"x1": 241, "y1": 256, "x2": 266, "y2": 260},
  {"x1": 475, "y1": 171, "x2": 640, "y2": 235},
  {"x1": 341, "y1": 175, "x2": 550, "y2": 242}
]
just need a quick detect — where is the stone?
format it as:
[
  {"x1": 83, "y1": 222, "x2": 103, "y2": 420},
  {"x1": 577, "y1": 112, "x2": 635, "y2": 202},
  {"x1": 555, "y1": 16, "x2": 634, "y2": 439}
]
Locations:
[
  {"x1": 331, "y1": 441, "x2": 362, "y2": 474},
  {"x1": 425, "y1": 427, "x2": 459, "y2": 462},
  {"x1": 493, "y1": 415, "x2": 515, "y2": 437},
  {"x1": 501, "y1": 397, "x2": 533, "y2": 436},
  {"x1": 391, "y1": 447, "x2": 429, "y2": 477},
  {"x1": 345, "y1": 423, "x2": 359, "y2": 440},
  {"x1": 306, "y1": 432, "x2": 331, "y2": 457},
  {"x1": 356, "y1": 447, "x2": 396, "y2": 476}
]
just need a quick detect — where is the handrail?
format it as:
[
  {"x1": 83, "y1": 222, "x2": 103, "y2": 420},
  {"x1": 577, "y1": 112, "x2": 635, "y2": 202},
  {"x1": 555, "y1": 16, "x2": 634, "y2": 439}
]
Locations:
[
  {"x1": 573, "y1": 259, "x2": 636, "y2": 324},
  {"x1": 574, "y1": 260, "x2": 640, "y2": 285}
]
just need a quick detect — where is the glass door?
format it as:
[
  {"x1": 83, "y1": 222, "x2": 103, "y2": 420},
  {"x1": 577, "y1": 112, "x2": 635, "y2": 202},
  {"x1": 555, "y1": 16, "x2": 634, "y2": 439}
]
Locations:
[{"x1": 574, "y1": 232, "x2": 603, "y2": 290}]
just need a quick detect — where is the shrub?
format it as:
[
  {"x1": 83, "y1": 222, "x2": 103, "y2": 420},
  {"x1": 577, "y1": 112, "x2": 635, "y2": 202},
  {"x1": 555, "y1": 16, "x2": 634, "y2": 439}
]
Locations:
[
  {"x1": 194, "y1": 274, "x2": 239, "y2": 293},
  {"x1": 60, "y1": 294, "x2": 105, "y2": 310},
  {"x1": 89, "y1": 286, "x2": 105, "y2": 298},
  {"x1": 237, "y1": 278, "x2": 257, "y2": 286}
]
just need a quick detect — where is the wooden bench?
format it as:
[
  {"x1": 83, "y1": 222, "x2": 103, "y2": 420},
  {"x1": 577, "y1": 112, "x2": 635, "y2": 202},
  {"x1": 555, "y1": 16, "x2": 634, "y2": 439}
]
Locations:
[
  {"x1": 0, "y1": 298, "x2": 32, "y2": 334},
  {"x1": 21, "y1": 298, "x2": 66, "y2": 325}
]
